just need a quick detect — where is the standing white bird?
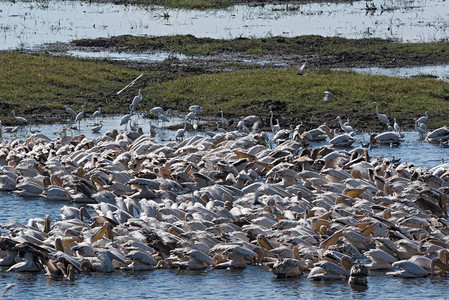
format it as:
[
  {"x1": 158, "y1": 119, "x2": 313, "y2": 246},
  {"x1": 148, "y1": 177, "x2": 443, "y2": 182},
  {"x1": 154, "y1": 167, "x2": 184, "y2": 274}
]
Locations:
[
  {"x1": 270, "y1": 110, "x2": 281, "y2": 133},
  {"x1": 336, "y1": 116, "x2": 353, "y2": 133},
  {"x1": 323, "y1": 91, "x2": 334, "y2": 102},
  {"x1": 416, "y1": 111, "x2": 428, "y2": 124},
  {"x1": 414, "y1": 119, "x2": 427, "y2": 139},
  {"x1": 374, "y1": 102, "x2": 390, "y2": 126},
  {"x1": 91, "y1": 121, "x2": 104, "y2": 133},
  {"x1": 297, "y1": 62, "x2": 306, "y2": 76},
  {"x1": 220, "y1": 110, "x2": 229, "y2": 128},
  {"x1": 74, "y1": 105, "x2": 85, "y2": 129},
  {"x1": 64, "y1": 106, "x2": 77, "y2": 119},
  {"x1": 120, "y1": 105, "x2": 134, "y2": 129},
  {"x1": 93, "y1": 107, "x2": 101, "y2": 120},
  {"x1": 393, "y1": 118, "x2": 404, "y2": 138},
  {"x1": 12, "y1": 111, "x2": 28, "y2": 125},
  {"x1": 175, "y1": 120, "x2": 187, "y2": 140},
  {"x1": 131, "y1": 89, "x2": 143, "y2": 107}
]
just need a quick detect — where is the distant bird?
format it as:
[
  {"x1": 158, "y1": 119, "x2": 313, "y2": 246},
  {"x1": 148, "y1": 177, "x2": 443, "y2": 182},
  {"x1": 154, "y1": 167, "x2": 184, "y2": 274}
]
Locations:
[
  {"x1": 93, "y1": 107, "x2": 101, "y2": 120},
  {"x1": 270, "y1": 110, "x2": 280, "y2": 133},
  {"x1": 91, "y1": 121, "x2": 104, "y2": 133},
  {"x1": 175, "y1": 120, "x2": 187, "y2": 140},
  {"x1": 150, "y1": 107, "x2": 165, "y2": 115},
  {"x1": 74, "y1": 105, "x2": 85, "y2": 129},
  {"x1": 336, "y1": 116, "x2": 353, "y2": 133},
  {"x1": 393, "y1": 118, "x2": 404, "y2": 138},
  {"x1": 297, "y1": 62, "x2": 306, "y2": 76},
  {"x1": 120, "y1": 104, "x2": 134, "y2": 129},
  {"x1": 65, "y1": 106, "x2": 77, "y2": 119},
  {"x1": 220, "y1": 110, "x2": 229, "y2": 127},
  {"x1": 374, "y1": 102, "x2": 390, "y2": 126},
  {"x1": 323, "y1": 91, "x2": 334, "y2": 102},
  {"x1": 131, "y1": 89, "x2": 143, "y2": 107},
  {"x1": 129, "y1": 120, "x2": 138, "y2": 132},
  {"x1": 189, "y1": 105, "x2": 203, "y2": 114},
  {"x1": 12, "y1": 111, "x2": 28, "y2": 125},
  {"x1": 148, "y1": 121, "x2": 157, "y2": 137},
  {"x1": 416, "y1": 111, "x2": 429, "y2": 124}
]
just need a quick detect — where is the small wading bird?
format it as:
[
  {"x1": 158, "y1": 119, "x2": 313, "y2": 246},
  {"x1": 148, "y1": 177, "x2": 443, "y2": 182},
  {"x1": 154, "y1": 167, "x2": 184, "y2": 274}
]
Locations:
[
  {"x1": 323, "y1": 91, "x2": 334, "y2": 102},
  {"x1": 297, "y1": 62, "x2": 306, "y2": 76},
  {"x1": 12, "y1": 111, "x2": 28, "y2": 125},
  {"x1": 374, "y1": 102, "x2": 390, "y2": 126}
]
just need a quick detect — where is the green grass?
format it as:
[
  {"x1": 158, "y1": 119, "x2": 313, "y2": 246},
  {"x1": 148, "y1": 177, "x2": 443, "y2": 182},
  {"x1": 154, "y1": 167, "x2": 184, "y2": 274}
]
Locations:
[
  {"x1": 73, "y1": 35, "x2": 449, "y2": 66},
  {"x1": 1, "y1": 51, "x2": 449, "y2": 130},
  {"x1": 0, "y1": 51, "x2": 141, "y2": 123},
  {"x1": 147, "y1": 68, "x2": 449, "y2": 130}
]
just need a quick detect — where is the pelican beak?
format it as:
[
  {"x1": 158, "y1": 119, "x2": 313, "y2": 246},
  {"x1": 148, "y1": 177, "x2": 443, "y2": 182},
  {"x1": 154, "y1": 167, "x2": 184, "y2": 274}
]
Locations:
[
  {"x1": 62, "y1": 237, "x2": 83, "y2": 248},
  {"x1": 257, "y1": 234, "x2": 273, "y2": 251},
  {"x1": 44, "y1": 215, "x2": 51, "y2": 234},
  {"x1": 255, "y1": 160, "x2": 272, "y2": 171},
  {"x1": 77, "y1": 167, "x2": 85, "y2": 178},
  {"x1": 438, "y1": 195, "x2": 447, "y2": 217},
  {"x1": 319, "y1": 211, "x2": 332, "y2": 220},
  {"x1": 233, "y1": 150, "x2": 256, "y2": 162},
  {"x1": 51, "y1": 175, "x2": 63, "y2": 187},
  {"x1": 319, "y1": 229, "x2": 344, "y2": 249},
  {"x1": 311, "y1": 219, "x2": 330, "y2": 232},
  {"x1": 344, "y1": 188, "x2": 365, "y2": 199},
  {"x1": 55, "y1": 238, "x2": 64, "y2": 252},
  {"x1": 91, "y1": 223, "x2": 109, "y2": 243},
  {"x1": 359, "y1": 222, "x2": 377, "y2": 237},
  {"x1": 383, "y1": 208, "x2": 391, "y2": 219},
  {"x1": 306, "y1": 209, "x2": 316, "y2": 218}
]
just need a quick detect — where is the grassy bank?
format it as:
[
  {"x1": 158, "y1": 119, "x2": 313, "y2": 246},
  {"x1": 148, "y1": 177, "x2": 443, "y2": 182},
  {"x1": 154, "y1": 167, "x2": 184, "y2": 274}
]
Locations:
[
  {"x1": 1, "y1": 51, "x2": 448, "y2": 130},
  {"x1": 72, "y1": 35, "x2": 449, "y2": 67}
]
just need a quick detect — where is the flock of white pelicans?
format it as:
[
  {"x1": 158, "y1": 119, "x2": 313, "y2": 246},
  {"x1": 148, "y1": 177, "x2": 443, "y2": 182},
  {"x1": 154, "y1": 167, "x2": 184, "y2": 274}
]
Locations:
[{"x1": 0, "y1": 100, "x2": 449, "y2": 290}]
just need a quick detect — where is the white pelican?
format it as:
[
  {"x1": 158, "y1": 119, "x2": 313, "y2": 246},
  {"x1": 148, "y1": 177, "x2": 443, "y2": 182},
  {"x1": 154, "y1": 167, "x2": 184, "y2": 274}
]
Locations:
[
  {"x1": 365, "y1": 249, "x2": 397, "y2": 270},
  {"x1": 370, "y1": 132, "x2": 401, "y2": 145},
  {"x1": 386, "y1": 260, "x2": 428, "y2": 278},
  {"x1": 307, "y1": 256, "x2": 353, "y2": 280},
  {"x1": 12, "y1": 111, "x2": 28, "y2": 124},
  {"x1": 374, "y1": 102, "x2": 390, "y2": 126},
  {"x1": 271, "y1": 259, "x2": 304, "y2": 278},
  {"x1": 426, "y1": 126, "x2": 449, "y2": 143},
  {"x1": 329, "y1": 133, "x2": 355, "y2": 147}
]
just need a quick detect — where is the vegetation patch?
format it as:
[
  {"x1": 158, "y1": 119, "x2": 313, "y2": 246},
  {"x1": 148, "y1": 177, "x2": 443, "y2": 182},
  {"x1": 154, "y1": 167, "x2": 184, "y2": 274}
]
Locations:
[
  {"x1": 1, "y1": 51, "x2": 448, "y2": 130},
  {"x1": 72, "y1": 35, "x2": 449, "y2": 68}
]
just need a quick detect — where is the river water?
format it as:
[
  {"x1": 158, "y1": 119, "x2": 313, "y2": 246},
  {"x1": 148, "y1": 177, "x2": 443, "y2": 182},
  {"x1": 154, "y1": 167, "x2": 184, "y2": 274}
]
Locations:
[
  {"x1": 1, "y1": 0, "x2": 449, "y2": 50},
  {"x1": 1, "y1": 0, "x2": 449, "y2": 298}
]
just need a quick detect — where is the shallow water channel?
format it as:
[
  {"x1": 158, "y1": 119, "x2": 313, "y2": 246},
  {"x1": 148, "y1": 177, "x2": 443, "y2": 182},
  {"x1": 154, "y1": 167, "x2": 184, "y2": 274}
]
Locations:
[{"x1": 1, "y1": 0, "x2": 449, "y2": 51}]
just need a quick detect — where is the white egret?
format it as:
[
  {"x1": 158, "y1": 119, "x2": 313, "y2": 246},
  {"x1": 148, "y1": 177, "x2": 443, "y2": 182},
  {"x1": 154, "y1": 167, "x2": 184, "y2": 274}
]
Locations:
[
  {"x1": 416, "y1": 111, "x2": 428, "y2": 124},
  {"x1": 91, "y1": 121, "x2": 104, "y2": 133},
  {"x1": 64, "y1": 106, "x2": 77, "y2": 119},
  {"x1": 12, "y1": 111, "x2": 28, "y2": 125},
  {"x1": 120, "y1": 105, "x2": 134, "y2": 129},
  {"x1": 175, "y1": 120, "x2": 187, "y2": 140},
  {"x1": 323, "y1": 91, "x2": 334, "y2": 102},
  {"x1": 131, "y1": 89, "x2": 143, "y2": 107},
  {"x1": 270, "y1": 110, "x2": 280, "y2": 133},
  {"x1": 374, "y1": 102, "x2": 390, "y2": 126},
  {"x1": 336, "y1": 116, "x2": 353, "y2": 133},
  {"x1": 220, "y1": 110, "x2": 229, "y2": 127},
  {"x1": 93, "y1": 107, "x2": 101, "y2": 120},
  {"x1": 74, "y1": 105, "x2": 85, "y2": 129}
]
